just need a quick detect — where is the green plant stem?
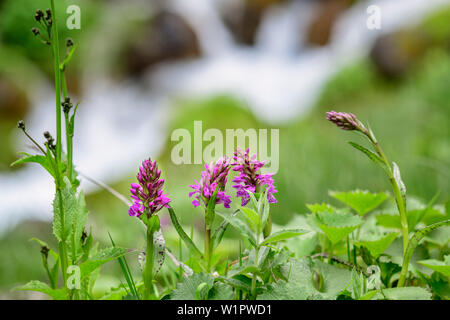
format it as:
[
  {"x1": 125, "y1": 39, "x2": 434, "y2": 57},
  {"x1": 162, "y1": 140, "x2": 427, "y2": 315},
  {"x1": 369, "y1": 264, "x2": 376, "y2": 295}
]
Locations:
[
  {"x1": 50, "y1": 0, "x2": 62, "y2": 161},
  {"x1": 204, "y1": 227, "x2": 211, "y2": 272},
  {"x1": 372, "y1": 141, "x2": 409, "y2": 255},
  {"x1": 251, "y1": 247, "x2": 259, "y2": 300},
  {"x1": 143, "y1": 228, "x2": 154, "y2": 300}
]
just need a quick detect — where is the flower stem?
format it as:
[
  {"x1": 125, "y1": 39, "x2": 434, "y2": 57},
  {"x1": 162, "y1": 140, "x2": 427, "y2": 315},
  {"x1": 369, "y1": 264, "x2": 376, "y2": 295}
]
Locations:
[
  {"x1": 143, "y1": 228, "x2": 154, "y2": 300},
  {"x1": 251, "y1": 246, "x2": 259, "y2": 300},
  {"x1": 371, "y1": 140, "x2": 409, "y2": 255},
  {"x1": 50, "y1": 0, "x2": 62, "y2": 162},
  {"x1": 204, "y1": 226, "x2": 211, "y2": 272}
]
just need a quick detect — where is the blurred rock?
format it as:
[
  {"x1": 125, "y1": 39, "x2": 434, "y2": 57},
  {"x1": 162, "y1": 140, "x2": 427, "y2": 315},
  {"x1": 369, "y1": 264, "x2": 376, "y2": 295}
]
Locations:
[
  {"x1": 124, "y1": 10, "x2": 201, "y2": 77},
  {"x1": 220, "y1": 0, "x2": 288, "y2": 46},
  {"x1": 0, "y1": 77, "x2": 29, "y2": 120},
  {"x1": 370, "y1": 30, "x2": 429, "y2": 78},
  {"x1": 306, "y1": 0, "x2": 354, "y2": 46}
]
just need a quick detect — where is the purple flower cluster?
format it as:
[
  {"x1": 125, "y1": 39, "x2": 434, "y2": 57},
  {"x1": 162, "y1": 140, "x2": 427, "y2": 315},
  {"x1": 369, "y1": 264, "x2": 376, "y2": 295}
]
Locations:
[
  {"x1": 189, "y1": 157, "x2": 232, "y2": 209},
  {"x1": 129, "y1": 158, "x2": 171, "y2": 218},
  {"x1": 232, "y1": 147, "x2": 278, "y2": 206},
  {"x1": 326, "y1": 111, "x2": 367, "y2": 132}
]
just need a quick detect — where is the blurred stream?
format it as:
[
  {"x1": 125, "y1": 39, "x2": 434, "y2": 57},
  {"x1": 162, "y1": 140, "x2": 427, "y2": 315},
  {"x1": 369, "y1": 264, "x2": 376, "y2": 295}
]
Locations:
[{"x1": 0, "y1": 0, "x2": 448, "y2": 233}]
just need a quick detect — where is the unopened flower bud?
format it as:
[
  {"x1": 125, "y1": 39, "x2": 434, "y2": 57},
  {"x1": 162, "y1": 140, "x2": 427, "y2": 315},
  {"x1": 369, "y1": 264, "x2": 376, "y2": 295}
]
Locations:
[{"x1": 326, "y1": 111, "x2": 368, "y2": 134}]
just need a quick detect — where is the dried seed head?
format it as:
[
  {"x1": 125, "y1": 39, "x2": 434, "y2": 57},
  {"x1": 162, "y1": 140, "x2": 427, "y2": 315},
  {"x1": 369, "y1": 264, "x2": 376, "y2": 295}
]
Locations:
[
  {"x1": 62, "y1": 97, "x2": 73, "y2": 114},
  {"x1": 40, "y1": 245, "x2": 49, "y2": 258},
  {"x1": 45, "y1": 9, "x2": 52, "y2": 19},
  {"x1": 17, "y1": 120, "x2": 25, "y2": 130},
  {"x1": 66, "y1": 38, "x2": 74, "y2": 47},
  {"x1": 43, "y1": 131, "x2": 55, "y2": 150},
  {"x1": 31, "y1": 27, "x2": 40, "y2": 36},
  {"x1": 35, "y1": 9, "x2": 44, "y2": 22}
]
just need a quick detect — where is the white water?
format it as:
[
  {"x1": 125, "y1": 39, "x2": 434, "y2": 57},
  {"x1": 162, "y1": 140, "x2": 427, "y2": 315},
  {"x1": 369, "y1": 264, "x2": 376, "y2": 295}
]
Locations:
[{"x1": 0, "y1": 0, "x2": 448, "y2": 233}]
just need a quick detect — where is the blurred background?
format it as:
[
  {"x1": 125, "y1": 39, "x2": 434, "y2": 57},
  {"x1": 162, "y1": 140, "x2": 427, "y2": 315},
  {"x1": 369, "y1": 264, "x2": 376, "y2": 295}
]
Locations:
[{"x1": 0, "y1": 0, "x2": 449, "y2": 298}]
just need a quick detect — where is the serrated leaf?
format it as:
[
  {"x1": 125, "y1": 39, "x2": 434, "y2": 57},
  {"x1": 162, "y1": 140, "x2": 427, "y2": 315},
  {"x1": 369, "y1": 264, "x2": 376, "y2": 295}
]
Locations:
[
  {"x1": 53, "y1": 177, "x2": 77, "y2": 242},
  {"x1": 306, "y1": 203, "x2": 333, "y2": 214},
  {"x1": 260, "y1": 229, "x2": 307, "y2": 247},
  {"x1": 314, "y1": 210, "x2": 362, "y2": 244},
  {"x1": 208, "y1": 282, "x2": 234, "y2": 300},
  {"x1": 171, "y1": 273, "x2": 214, "y2": 300},
  {"x1": 355, "y1": 233, "x2": 398, "y2": 258},
  {"x1": 330, "y1": 190, "x2": 389, "y2": 216},
  {"x1": 216, "y1": 211, "x2": 257, "y2": 247},
  {"x1": 79, "y1": 247, "x2": 127, "y2": 279},
  {"x1": 15, "y1": 280, "x2": 68, "y2": 300},
  {"x1": 418, "y1": 258, "x2": 450, "y2": 277},
  {"x1": 69, "y1": 191, "x2": 89, "y2": 260}
]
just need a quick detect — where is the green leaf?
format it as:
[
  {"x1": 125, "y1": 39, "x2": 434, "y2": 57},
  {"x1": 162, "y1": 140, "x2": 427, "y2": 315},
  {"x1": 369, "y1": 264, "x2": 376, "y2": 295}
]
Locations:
[
  {"x1": 53, "y1": 177, "x2": 77, "y2": 242},
  {"x1": 306, "y1": 203, "x2": 334, "y2": 214},
  {"x1": 69, "y1": 191, "x2": 89, "y2": 260},
  {"x1": 168, "y1": 207, "x2": 203, "y2": 258},
  {"x1": 15, "y1": 280, "x2": 68, "y2": 300},
  {"x1": 366, "y1": 287, "x2": 431, "y2": 300},
  {"x1": 260, "y1": 229, "x2": 308, "y2": 247},
  {"x1": 216, "y1": 211, "x2": 257, "y2": 247},
  {"x1": 399, "y1": 219, "x2": 450, "y2": 286},
  {"x1": 79, "y1": 247, "x2": 127, "y2": 280},
  {"x1": 208, "y1": 282, "x2": 234, "y2": 300},
  {"x1": 355, "y1": 233, "x2": 398, "y2": 258},
  {"x1": 348, "y1": 142, "x2": 384, "y2": 167},
  {"x1": 258, "y1": 259, "x2": 315, "y2": 300},
  {"x1": 171, "y1": 273, "x2": 214, "y2": 300},
  {"x1": 314, "y1": 260, "x2": 353, "y2": 299},
  {"x1": 11, "y1": 153, "x2": 55, "y2": 177},
  {"x1": 329, "y1": 190, "x2": 389, "y2": 216},
  {"x1": 313, "y1": 210, "x2": 362, "y2": 244},
  {"x1": 240, "y1": 207, "x2": 260, "y2": 233},
  {"x1": 260, "y1": 189, "x2": 270, "y2": 230},
  {"x1": 418, "y1": 257, "x2": 450, "y2": 277}
]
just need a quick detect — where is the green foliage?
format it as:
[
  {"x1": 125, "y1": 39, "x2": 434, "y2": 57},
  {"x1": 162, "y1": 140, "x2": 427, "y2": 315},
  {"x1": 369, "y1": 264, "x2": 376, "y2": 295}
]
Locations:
[
  {"x1": 79, "y1": 247, "x2": 127, "y2": 280},
  {"x1": 330, "y1": 190, "x2": 389, "y2": 216},
  {"x1": 362, "y1": 287, "x2": 432, "y2": 300},
  {"x1": 355, "y1": 233, "x2": 398, "y2": 258},
  {"x1": 312, "y1": 209, "x2": 362, "y2": 244},
  {"x1": 418, "y1": 256, "x2": 450, "y2": 277},
  {"x1": 15, "y1": 280, "x2": 68, "y2": 300}
]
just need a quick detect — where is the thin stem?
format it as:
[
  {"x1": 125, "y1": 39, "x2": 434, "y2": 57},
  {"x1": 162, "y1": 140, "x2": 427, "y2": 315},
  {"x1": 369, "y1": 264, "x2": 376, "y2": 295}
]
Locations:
[
  {"x1": 372, "y1": 140, "x2": 409, "y2": 255},
  {"x1": 251, "y1": 246, "x2": 259, "y2": 300},
  {"x1": 204, "y1": 227, "x2": 211, "y2": 272},
  {"x1": 50, "y1": 0, "x2": 62, "y2": 161},
  {"x1": 143, "y1": 229, "x2": 154, "y2": 300}
]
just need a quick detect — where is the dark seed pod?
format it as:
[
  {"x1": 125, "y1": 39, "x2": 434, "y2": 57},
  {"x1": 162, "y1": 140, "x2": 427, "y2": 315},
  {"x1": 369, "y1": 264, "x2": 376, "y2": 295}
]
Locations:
[
  {"x1": 66, "y1": 38, "x2": 74, "y2": 47},
  {"x1": 31, "y1": 27, "x2": 40, "y2": 36},
  {"x1": 17, "y1": 120, "x2": 25, "y2": 130},
  {"x1": 35, "y1": 9, "x2": 44, "y2": 22}
]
